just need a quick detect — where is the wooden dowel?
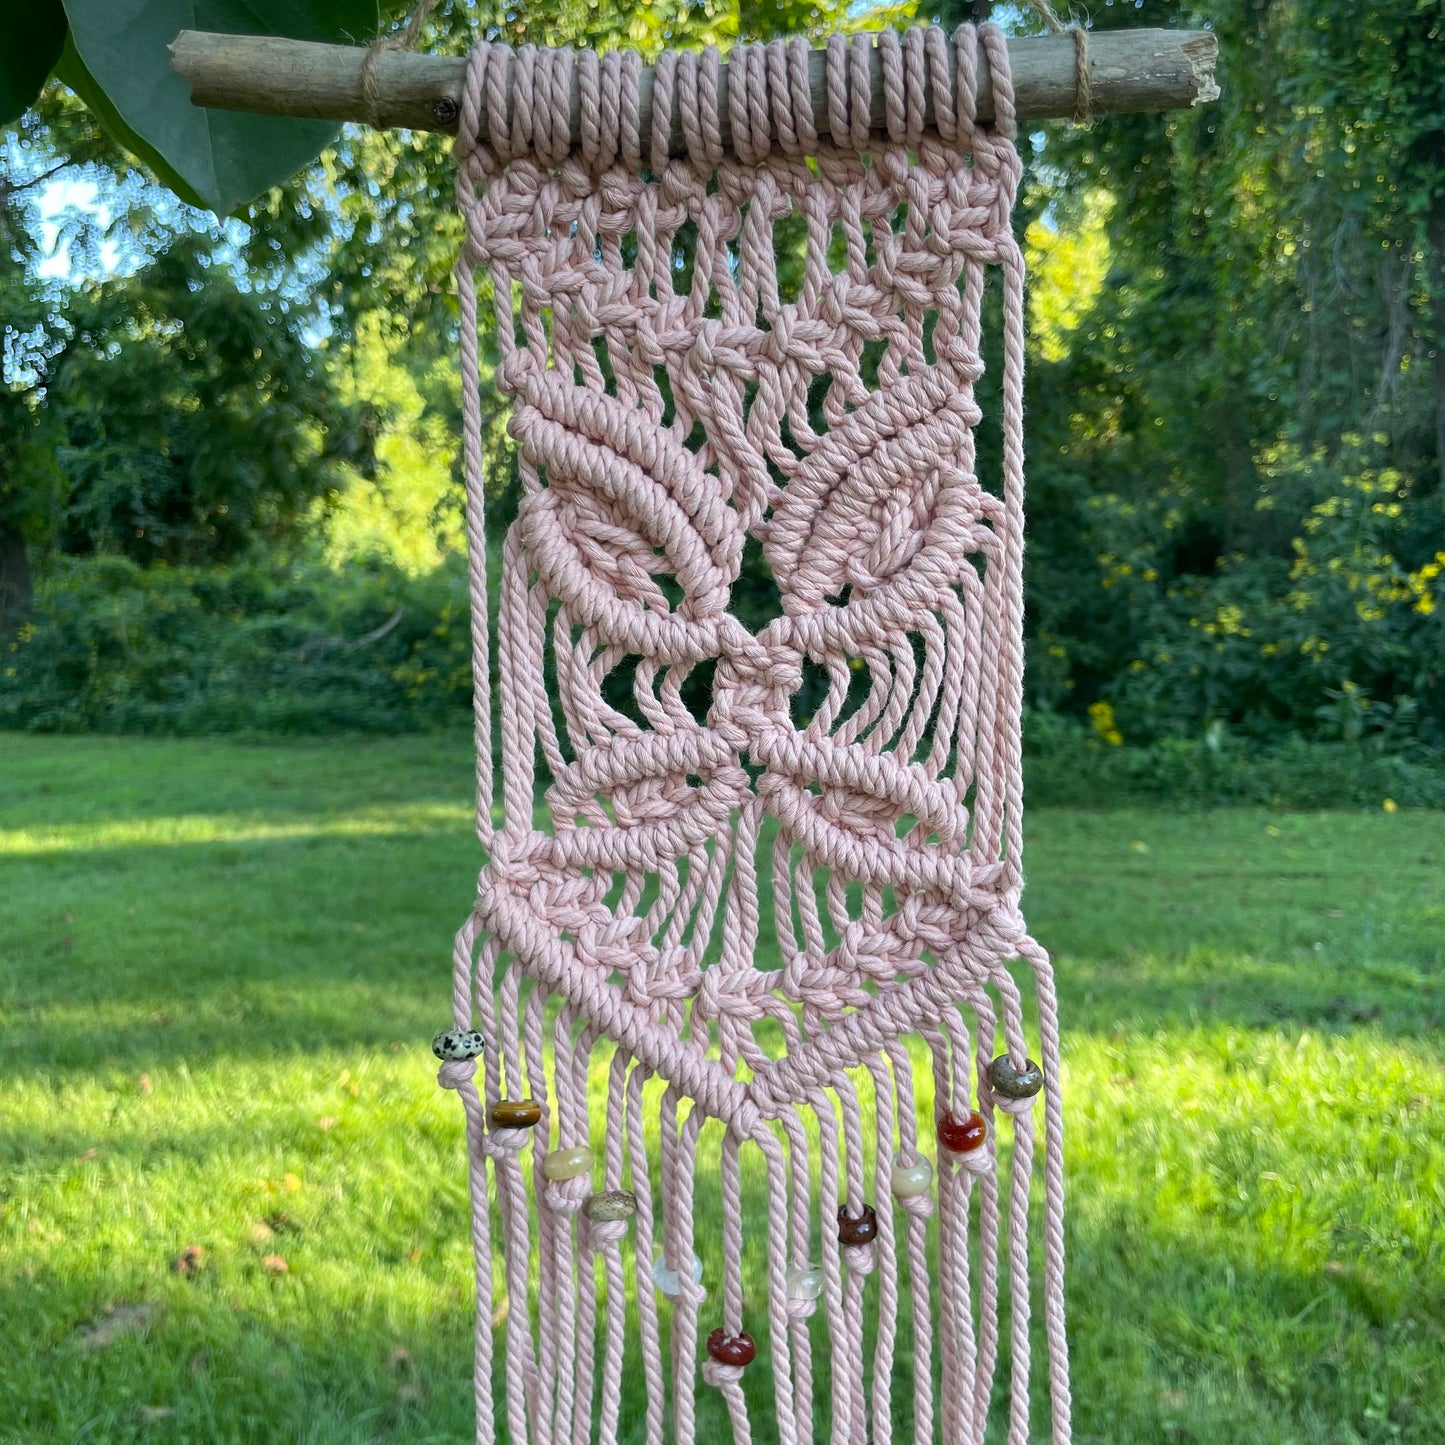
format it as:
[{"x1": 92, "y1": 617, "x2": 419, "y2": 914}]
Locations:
[{"x1": 170, "y1": 28, "x2": 1219, "y2": 158}]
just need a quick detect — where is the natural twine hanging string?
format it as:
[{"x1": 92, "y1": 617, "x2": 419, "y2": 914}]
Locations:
[
  {"x1": 1029, "y1": 0, "x2": 1092, "y2": 124},
  {"x1": 360, "y1": 0, "x2": 441, "y2": 128}
]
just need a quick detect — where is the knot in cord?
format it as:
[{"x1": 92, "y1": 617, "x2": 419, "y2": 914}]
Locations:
[
  {"x1": 895, "y1": 1188, "x2": 936, "y2": 1220},
  {"x1": 702, "y1": 1359, "x2": 746, "y2": 1388},
  {"x1": 995, "y1": 1093, "x2": 1038, "y2": 1117},
  {"x1": 482, "y1": 1127, "x2": 532, "y2": 1161},
  {"x1": 586, "y1": 1217, "x2": 630, "y2": 1250},
  {"x1": 543, "y1": 1174, "x2": 592, "y2": 1214},
  {"x1": 954, "y1": 1146, "x2": 994, "y2": 1176},
  {"x1": 436, "y1": 1059, "x2": 476, "y2": 1091}
]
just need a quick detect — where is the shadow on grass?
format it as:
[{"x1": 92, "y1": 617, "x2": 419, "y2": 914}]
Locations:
[
  {"x1": 2, "y1": 1259, "x2": 478, "y2": 1444},
  {"x1": 1063, "y1": 1197, "x2": 1445, "y2": 1445}
]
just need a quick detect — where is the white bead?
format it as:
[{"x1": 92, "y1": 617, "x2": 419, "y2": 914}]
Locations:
[
  {"x1": 785, "y1": 1265, "x2": 825, "y2": 1301},
  {"x1": 651, "y1": 1250, "x2": 704, "y2": 1298},
  {"x1": 890, "y1": 1155, "x2": 934, "y2": 1199}
]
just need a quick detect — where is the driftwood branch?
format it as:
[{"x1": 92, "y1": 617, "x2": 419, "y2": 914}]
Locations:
[{"x1": 171, "y1": 28, "x2": 1219, "y2": 160}]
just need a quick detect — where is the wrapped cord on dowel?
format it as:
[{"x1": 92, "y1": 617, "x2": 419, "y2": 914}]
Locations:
[{"x1": 441, "y1": 23, "x2": 1071, "y2": 1445}]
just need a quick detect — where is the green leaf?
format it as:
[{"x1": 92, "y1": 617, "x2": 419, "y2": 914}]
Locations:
[
  {"x1": 59, "y1": 1, "x2": 404, "y2": 217},
  {"x1": 54, "y1": 34, "x2": 209, "y2": 209},
  {"x1": 0, "y1": 0, "x2": 68, "y2": 124}
]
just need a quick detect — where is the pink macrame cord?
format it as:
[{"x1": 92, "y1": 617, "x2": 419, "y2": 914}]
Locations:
[{"x1": 440, "y1": 24, "x2": 1071, "y2": 1445}]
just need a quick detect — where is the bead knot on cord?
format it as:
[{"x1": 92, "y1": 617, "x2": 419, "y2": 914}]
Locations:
[
  {"x1": 586, "y1": 1217, "x2": 630, "y2": 1249},
  {"x1": 482, "y1": 1127, "x2": 531, "y2": 1161},
  {"x1": 702, "y1": 1359, "x2": 746, "y2": 1389},
  {"x1": 436, "y1": 1059, "x2": 476, "y2": 1091},
  {"x1": 894, "y1": 1188, "x2": 936, "y2": 1219},
  {"x1": 543, "y1": 1175, "x2": 592, "y2": 1213},
  {"x1": 785, "y1": 1264, "x2": 825, "y2": 1319}
]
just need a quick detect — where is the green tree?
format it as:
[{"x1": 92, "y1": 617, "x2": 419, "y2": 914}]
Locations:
[
  {"x1": 40, "y1": 234, "x2": 352, "y2": 565},
  {"x1": 1017, "y1": 0, "x2": 1445, "y2": 743}
]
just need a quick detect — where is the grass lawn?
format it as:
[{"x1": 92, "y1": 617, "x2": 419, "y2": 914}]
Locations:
[{"x1": 2, "y1": 733, "x2": 1442, "y2": 1444}]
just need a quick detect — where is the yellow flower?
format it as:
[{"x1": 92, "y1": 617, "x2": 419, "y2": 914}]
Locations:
[{"x1": 1088, "y1": 700, "x2": 1123, "y2": 746}]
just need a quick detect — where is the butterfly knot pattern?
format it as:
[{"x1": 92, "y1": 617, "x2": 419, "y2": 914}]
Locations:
[{"x1": 463, "y1": 141, "x2": 1028, "y2": 1136}]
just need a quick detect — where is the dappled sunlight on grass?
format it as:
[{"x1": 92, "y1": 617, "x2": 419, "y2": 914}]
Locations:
[
  {"x1": 0, "y1": 802, "x2": 475, "y2": 855},
  {"x1": 3, "y1": 736, "x2": 1442, "y2": 1442}
]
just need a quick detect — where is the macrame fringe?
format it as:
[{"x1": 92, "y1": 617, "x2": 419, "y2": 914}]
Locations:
[
  {"x1": 442, "y1": 950, "x2": 1067, "y2": 1445},
  {"x1": 438, "y1": 21, "x2": 1070, "y2": 1445}
]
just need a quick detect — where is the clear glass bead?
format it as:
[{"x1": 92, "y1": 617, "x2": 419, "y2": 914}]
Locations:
[
  {"x1": 651, "y1": 1250, "x2": 704, "y2": 1298},
  {"x1": 785, "y1": 1265, "x2": 825, "y2": 1301}
]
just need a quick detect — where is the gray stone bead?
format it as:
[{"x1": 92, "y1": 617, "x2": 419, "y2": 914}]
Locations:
[
  {"x1": 432, "y1": 1028, "x2": 485, "y2": 1062},
  {"x1": 583, "y1": 1190, "x2": 638, "y2": 1223},
  {"x1": 987, "y1": 1054, "x2": 1044, "y2": 1100}
]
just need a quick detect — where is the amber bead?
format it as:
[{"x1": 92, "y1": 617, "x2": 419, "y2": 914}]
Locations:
[
  {"x1": 937, "y1": 1110, "x2": 989, "y2": 1155},
  {"x1": 706, "y1": 1329, "x2": 757, "y2": 1367},
  {"x1": 836, "y1": 1205, "x2": 878, "y2": 1246},
  {"x1": 488, "y1": 1098, "x2": 542, "y2": 1129},
  {"x1": 987, "y1": 1055, "x2": 1044, "y2": 1100}
]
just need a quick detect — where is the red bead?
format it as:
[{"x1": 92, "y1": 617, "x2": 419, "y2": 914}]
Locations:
[
  {"x1": 937, "y1": 1110, "x2": 989, "y2": 1155},
  {"x1": 836, "y1": 1204, "x2": 878, "y2": 1245},
  {"x1": 706, "y1": 1329, "x2": 756, "y2": 1367}
]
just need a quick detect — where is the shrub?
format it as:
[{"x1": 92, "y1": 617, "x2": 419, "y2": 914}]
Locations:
[
  {"x1": 7, "y1": 557, "x2": 1443, "y2": 811},
  {"x1": 1023, "y1": 709, "x2": 1445, "y2": 809},
  {"x1": 0, "y1": 554, "x2": 475, "y2": 736}
]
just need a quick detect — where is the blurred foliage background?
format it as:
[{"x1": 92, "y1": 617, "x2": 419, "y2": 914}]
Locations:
[{"x1": 2, "y1": 0, "x2": 1442, "y2": 804}]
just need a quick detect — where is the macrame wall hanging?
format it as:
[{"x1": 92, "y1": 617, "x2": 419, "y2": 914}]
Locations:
[{"x1": 433, "y1": 24, "x2": 1070, "y2": 1445}]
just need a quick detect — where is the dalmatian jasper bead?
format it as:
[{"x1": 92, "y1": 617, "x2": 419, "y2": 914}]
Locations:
[
  {"x1": 987, "y1": 1054, "x2": 1044, "y2": 1100},
  {"x1": 432, "y1": 1028, "x2": 485, "y2": 1062}
]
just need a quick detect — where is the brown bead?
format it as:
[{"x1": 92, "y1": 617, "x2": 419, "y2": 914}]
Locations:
[
  {"x1": 836, "y1": 1204, "x2": 878, "y2": 1246},
  {"x1": 937, "y1": 1110, "x2": 989, "y2": 1155},
  {"x1": 706, "y1": 1329, "x2": 757, "y2": 1367},
  {"x1": 488, "y1": 1098, "x2": 542, "y2": 1129}
]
